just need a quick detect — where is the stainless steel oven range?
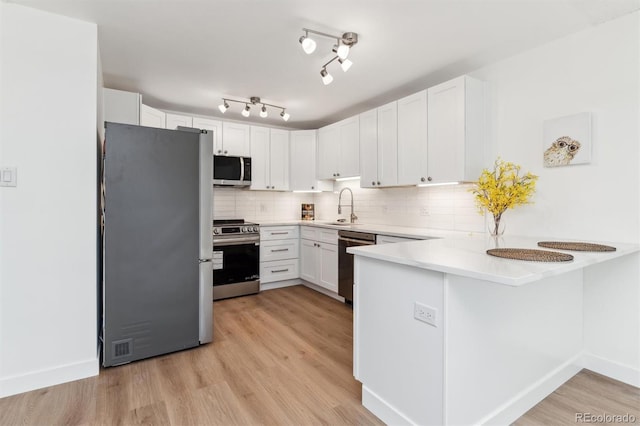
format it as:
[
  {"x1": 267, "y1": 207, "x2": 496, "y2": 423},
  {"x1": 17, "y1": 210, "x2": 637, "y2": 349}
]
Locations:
[{"x1": 212, "y1": 219, "x2": 260, "y2": 300}]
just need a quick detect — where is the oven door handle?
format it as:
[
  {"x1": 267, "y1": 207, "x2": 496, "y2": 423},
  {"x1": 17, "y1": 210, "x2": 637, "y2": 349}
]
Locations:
[{"x1": 213, "y1": 238, "x2": 260, "y2": 246}]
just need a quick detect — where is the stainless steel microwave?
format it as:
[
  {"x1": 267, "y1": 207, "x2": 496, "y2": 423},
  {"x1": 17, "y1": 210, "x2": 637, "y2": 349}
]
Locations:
[{"x1": 213, "y1": 156, "x2": 251, "y2": 187}]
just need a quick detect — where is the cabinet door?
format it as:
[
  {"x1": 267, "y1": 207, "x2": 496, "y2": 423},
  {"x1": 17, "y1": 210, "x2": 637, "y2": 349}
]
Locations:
[
  {"x1": 222, "y1": 122, "x2": 251, "y2": 156},
  {"x1": 290, "y1": 130, "x2": 329, "y2": 191},
  {"x1": 140, "y1": 104, "x2": 166, "y2": 128},
  {"x1": 359, "y1": 109, "x2": 378, "y2": 188},
  {"x1": 427, "y1": 77, "x2": 465, "y2": 183},
  {"x1": 376, "y1": 101, "x2": 398, "y2": 187},
  {"x1": 300, "y1": 239, "x2": 318, "y2": 283},
  {"x1": 317, "y1": 124, "x2": 339, "y2": 180},
  {"x1": 269, "y1": 129, "x2": 290, "y2": 191},
  {"x1": 398, "y1": 90, "x2": 428, "y2": 185},
  {"x1": 165, "y1": 113, "x2": 193, "y2": 129},
  {"x1": 192, "y1": 117, "x2": 222, "y2": 155},
  {"x1": 318, "y1": 242, "x2": 338, "y2": 292},
  {"x1": 338, "y1": 116, "x2": 360, "y2": 178},
  {"x1": 250, "y1": 126, "x2": 270, "y2": 190}
]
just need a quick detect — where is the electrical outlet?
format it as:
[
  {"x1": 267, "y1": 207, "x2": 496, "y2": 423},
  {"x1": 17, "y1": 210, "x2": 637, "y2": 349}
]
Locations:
[
  {"x1": 419, "y1": 207, "x2": 429, "y2": 216},
  {"x1": 414, "y1": 302, "x2": 437, "y2": 327}
]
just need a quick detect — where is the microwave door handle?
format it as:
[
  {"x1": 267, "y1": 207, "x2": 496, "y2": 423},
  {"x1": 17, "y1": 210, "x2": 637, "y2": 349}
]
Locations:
[{"x1": 239, "y1": 157, "x2": 244, "y2": 182}]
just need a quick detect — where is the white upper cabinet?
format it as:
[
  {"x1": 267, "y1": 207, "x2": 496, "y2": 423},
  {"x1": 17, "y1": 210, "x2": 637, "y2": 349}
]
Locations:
[
  {"x1": 397, "y1": 90, "x2": 428, "y2": 185},
  {"x1": 192, "y1": 117, "x2": 222, "y2": 152},
  {"x1": 221, "y1": 122, "x2": 251, "y2": 157},
  {"x1": 427, "y1": 75, "x2": 485, "y2": 183},
  {"x1": 317, "y1": 116, "x2": 360, "y2": 180},
  {"x1": 140, "y1": 104, "x2": 166, "y2": 129},
  {"x1": 103, "y1": 88, "x2": 140, "y2": 126},
  {"x1": 359, "y1": 109, "x2": 378, "y2": 188},
  {"x1": 290, "y1": 130, "x2": 332, "y2": 192},
  {"x1": 250, "y1": 126, "x2": 289, "y2": 191},
  {"x1": 165, "y1": 113, "x2": 193, "y2": 129},
  {"x1": 376, "y1": 101, "x2": 398, "y2": 187}
]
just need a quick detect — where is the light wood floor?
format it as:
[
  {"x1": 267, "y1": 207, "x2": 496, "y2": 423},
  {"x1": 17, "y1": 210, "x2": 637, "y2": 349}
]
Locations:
[{"x1": 0, "y1": 285, "x2": 638, "y2": 425}]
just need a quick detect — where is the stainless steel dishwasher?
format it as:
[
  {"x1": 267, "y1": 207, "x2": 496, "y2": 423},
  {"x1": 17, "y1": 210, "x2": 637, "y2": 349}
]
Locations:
[{"x1": 338, "y1": 230, "x2": 376, "y2": 303}]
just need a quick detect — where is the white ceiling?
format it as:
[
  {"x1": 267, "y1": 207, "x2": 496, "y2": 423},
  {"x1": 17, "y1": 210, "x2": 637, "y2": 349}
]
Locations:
[{"x1": 8, "y1": 0, "x2": 640, "y2": 129}]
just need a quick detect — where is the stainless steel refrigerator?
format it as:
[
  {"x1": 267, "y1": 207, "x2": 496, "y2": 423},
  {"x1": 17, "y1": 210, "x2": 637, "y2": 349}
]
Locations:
[{"x1": 102, "y1": 122, "x2": 213, "y2": 367}]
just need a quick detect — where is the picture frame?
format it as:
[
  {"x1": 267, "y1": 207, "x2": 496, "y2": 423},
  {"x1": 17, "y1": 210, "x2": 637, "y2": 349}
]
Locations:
[{"x1": 543, "y1": 112, "x2": 592, "y2": 167}]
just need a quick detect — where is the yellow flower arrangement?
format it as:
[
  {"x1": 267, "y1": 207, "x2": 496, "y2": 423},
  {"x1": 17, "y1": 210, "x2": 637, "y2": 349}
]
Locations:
[{"x1": 471, "y1": 158, "x2": 538, "y2": 236}]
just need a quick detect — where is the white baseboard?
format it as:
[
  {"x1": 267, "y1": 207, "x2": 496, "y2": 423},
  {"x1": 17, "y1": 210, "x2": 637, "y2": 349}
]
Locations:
[
  {"x1": 301, "y1": 281, "x2": 345, "y2": 302},
  {"x1": 260, "y1": 278, "x2": 302, "y2": 291},
  {"x1": 582, "y1": 353, "x2": 640, "y2": 388},
  {"x1": 362, "y1": 385, "x2": 416, "y2": 425},
  {"x1": 0, "y1": 357, "x2": 99, "y2": 398},
  {"x1": 479, "y1": 354, "x2": 583, "y2": 425}
]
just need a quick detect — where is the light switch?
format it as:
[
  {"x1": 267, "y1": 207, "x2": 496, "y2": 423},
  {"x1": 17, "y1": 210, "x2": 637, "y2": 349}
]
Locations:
[{"x1": 0, "y1": 167, "x2": 17, "y2": 187}]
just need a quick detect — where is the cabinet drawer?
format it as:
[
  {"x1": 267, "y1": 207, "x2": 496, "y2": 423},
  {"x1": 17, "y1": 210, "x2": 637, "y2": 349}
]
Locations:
[
  {"x1": 376, "y1": 235, "x2": 419, "y2": 244},
  {"x1": 300, "y1": 226, "x2": 319, "y2": 241},
  {"x1": 260, "y1": 226, "x2": 299, "y2": 241},
  {"x1": 260, "y1": 239, "x2": 300, "y2": 262},
  {"x1": 260, "y1": 259, "x2": 299, "y2": 283},
  {"x1": 318, "y1": 229, "x2": 338, "y2": 244}
]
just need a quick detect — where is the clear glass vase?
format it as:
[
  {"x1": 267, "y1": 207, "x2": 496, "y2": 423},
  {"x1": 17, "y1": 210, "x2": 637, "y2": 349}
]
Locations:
[{"x1": 489, "y1": 215, "x2": 505, "y2": 237}]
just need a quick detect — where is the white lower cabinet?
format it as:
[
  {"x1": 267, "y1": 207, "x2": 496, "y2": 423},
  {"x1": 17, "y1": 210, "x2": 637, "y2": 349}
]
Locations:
[
  {"x1": 259, "y1": 226, "x2": 299, "y2": 284},
  {"x1": 299, "y1": 226, "x2": 338, "y2": 293}
]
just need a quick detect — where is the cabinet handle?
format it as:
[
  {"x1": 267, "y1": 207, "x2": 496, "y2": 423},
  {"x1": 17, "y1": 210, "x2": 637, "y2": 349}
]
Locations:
[
  {"x1": 421, "y1": 177, "x2": 426, "y2": 182},
  {"x1": 270, "y1": 232, "x2": 288, "y2": 235},
  {"x1": 311, "y1": 186, "x2": 314, "y2": 190},
  {"x1": 428, "y1": 177, "x2": 433, "y2": 182},
  {"x1": 377, "y1": 181, "x2": 380, "y2": 185},
  {"x1": 337, "y1": 173, "x2": 340, "y2": 177},
  {"x1": 217, "y1": 150, "x2": 222, "y2": 154},
  {"x1": 272, "y1": 269, "x2": 289, "y2": 273},
  {"x1": 371, "y1": 181, "x2": 376, "y2": 186},
  {"x1": 332, "y1": 173, "x2": 336, "y2": 177},
  {"x1": 271, "y1": 248, "x2": 289, "y2": 252},
  {"x1": 224, "y1": 150, "x2": 228, "y2": 154}
]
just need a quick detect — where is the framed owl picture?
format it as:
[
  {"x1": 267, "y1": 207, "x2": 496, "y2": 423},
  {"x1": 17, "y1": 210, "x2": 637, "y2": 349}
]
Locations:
[{"x1": 543, "y1": 112, "x2": 592, "y2": 167}]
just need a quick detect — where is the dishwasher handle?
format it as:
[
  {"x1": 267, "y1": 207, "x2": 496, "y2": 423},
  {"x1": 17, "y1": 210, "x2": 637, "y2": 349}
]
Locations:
[{"x1": 339, "y1": 236, "x2": 376, "y2": 245}]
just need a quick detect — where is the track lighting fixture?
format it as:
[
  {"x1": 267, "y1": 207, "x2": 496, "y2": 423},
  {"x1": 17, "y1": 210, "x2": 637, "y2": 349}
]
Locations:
[
  {"x1": 298, "y1": 28, "x2": 358, "y2": 85},
  {"x1": 218, "y1": 97, "x2": 290, "y2": 121},
  {"x1": 338, "y1": 58, "x2": 352, "y2": 72},
  {"x1": 320, "y1": 68, "x2": 333, "y2": 85}
]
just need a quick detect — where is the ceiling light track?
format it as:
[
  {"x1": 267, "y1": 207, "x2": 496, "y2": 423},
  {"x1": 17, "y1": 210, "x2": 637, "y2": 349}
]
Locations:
[
  {"x1": 299, "y1": 27, "x2": 358, "y2": 85},
  {"x1": 218, "y1": 96, "x2": 289, "y2": 121}
]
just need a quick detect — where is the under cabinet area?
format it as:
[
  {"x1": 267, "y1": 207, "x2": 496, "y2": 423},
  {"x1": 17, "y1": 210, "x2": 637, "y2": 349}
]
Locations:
[
  {"x1": 259, "y1": 226, "x2": 299, "y2": 284},
  {"x1": 250, "y1": 126, "x2": 289, "y2": 191},
  {"x1": 300, "y1": 227, "x2": 339, "y2": 293}
]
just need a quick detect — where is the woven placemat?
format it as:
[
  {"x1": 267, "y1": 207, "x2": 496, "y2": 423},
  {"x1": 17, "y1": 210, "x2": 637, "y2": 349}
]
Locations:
[
  {"x1": 537, "y1": 241, "x2": 616, "y2": 252},
  {"x1": 487, "y1": 248, "x2": 574, "y2": 262}
]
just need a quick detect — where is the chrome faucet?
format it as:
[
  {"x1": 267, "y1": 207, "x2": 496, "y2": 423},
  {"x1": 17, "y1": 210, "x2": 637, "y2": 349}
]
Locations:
[{"x1": 338, "y1": 187, "x2": 358, "y2": 223}]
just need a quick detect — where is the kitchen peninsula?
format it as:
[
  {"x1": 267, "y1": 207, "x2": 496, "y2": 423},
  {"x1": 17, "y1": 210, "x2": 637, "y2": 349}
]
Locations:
[{"x1": 349, "y1": 235, "x2": 639, "y2": 425}]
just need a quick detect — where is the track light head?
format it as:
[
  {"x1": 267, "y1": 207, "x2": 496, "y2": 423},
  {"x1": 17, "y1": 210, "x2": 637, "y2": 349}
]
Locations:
[
  {"x1": 241, "y1": 104, "x2": 251, "y2": 117},
  {"x1": 218, "y1": 100, "x2": 229, "y2": 113},
  {"x1": 260, "y1": 105, "x2": 268, "y2": 118},
  {"x1": 299, "y1": 34, "x2": 316, "y2": 54},
  {"x1": 338, "y1": 58, "x2": 352, "y2": 72},
  {"x1": 320, "y1": 68, "x2": 333, "y2": 85},
  {"x1": 333, "y1": 43, "x2": 350, "y2": 60},
  {"x1": 281, "y1": 110, "x2": 290, "y2": 121}
]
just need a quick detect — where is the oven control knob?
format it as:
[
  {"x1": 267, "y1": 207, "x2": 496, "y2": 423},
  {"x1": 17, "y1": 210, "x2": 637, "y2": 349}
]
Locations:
[
  {"x1": 252, "y1": 227, "x2": 258, "y2": 232},
  {"x1": 241, "y1": 227, "x2": 247, "y2": 232},
  {"x1": 213, "y1": 229, "x2": 219, "y2": 234}
]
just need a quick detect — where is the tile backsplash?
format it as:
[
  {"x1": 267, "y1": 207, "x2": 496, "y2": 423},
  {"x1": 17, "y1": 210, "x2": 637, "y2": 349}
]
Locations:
[{"x1": 214, "y1": 180, "x2": 485, "y2": 232}]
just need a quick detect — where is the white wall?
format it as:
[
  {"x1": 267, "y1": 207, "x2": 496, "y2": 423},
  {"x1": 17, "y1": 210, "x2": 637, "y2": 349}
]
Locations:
[
  {"x1": 0, "y1": 4, "x2": 99, "y2": 397},
  {"x1": 469, "y1": 12, "x2": 640, "y2": 385}
]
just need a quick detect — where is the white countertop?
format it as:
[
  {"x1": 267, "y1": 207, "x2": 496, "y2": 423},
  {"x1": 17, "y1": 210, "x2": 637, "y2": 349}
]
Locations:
[{"x1": 347, "y1": 234, "x2": 639, "y2": 286}]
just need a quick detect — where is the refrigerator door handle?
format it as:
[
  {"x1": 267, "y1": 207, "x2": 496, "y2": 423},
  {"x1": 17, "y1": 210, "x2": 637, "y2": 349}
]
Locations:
[{"x1": 199, "y1": 258, "x2": 213, "y2": 263}]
